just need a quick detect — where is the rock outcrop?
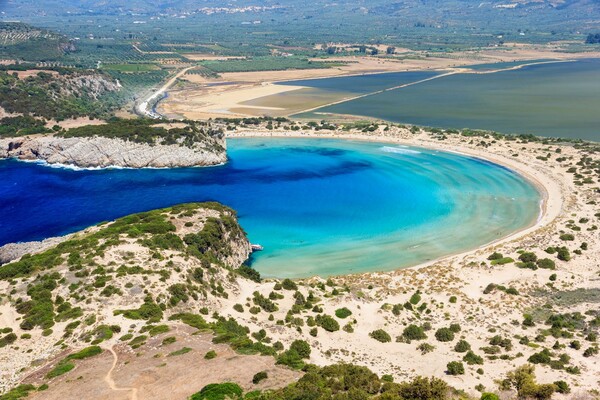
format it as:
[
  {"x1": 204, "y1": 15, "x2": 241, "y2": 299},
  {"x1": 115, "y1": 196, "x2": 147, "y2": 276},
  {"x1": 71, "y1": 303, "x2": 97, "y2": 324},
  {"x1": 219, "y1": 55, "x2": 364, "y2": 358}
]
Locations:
[{"x1": 0, "y1": 134, "x2": 227, "y2": 168}]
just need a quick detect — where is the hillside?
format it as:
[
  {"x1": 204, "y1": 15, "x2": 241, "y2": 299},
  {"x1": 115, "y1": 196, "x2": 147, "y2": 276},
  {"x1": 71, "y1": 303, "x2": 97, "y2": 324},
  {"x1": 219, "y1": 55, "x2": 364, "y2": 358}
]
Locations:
[{"x1": 0, "y1": 23, "x2": 75, "y2": 62}]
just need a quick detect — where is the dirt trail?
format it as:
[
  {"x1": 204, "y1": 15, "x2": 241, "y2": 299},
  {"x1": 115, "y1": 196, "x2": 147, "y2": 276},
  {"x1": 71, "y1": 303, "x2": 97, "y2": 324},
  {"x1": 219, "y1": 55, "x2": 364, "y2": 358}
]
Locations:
[{"x1": 104, "y1": 347, "x2": 139, "y2": 400}]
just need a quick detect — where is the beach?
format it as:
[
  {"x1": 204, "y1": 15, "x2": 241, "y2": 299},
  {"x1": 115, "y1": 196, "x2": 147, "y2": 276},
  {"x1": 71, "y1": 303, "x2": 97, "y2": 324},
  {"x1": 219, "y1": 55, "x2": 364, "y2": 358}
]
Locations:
[{"x1": 0, "y1": 126, "x2": 598, "y2": 398}]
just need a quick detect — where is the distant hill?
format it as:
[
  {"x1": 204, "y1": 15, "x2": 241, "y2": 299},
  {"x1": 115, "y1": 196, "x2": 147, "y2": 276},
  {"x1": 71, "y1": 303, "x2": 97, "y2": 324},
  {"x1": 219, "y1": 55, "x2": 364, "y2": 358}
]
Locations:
[
  {"x1": 0, "y1": 22, "x2": 75, "y2": 61},
  {"x1": 2, "y1": 0, "x2": 599, "y2": 33}
]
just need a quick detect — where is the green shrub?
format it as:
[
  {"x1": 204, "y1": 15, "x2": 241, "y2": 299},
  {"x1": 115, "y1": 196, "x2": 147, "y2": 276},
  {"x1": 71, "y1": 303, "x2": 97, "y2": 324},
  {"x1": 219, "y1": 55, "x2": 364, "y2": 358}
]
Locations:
[
  {"x1": 162, "y1": 336, "x2": 176, "y2": 346},
  {"x1": 409, "y1": 291, "x2": 422, "y2": 305},
  {"x1": 190, "y1": 383, "x2": 243, "y2": 400},
  {"x1": 557, "y1": 247, "x2": 571, "y2": 261},
  {"x1": 463, "y1": 351, "x2": 484, "y2": 365},
  {"x1": 46, "y1": 362, "x2": 75, "y2": 379},
  {"x1": 252, "y1": 371, "x2": 268, "y2": 384},
  {"x1": 233, "y1": 304, "x2": 244, "y2": 313},
  {"x1": 435, "y1": 328, "x2": 455, "y2": 342},
  {"x1": 487, "y1": 252, "x2": 503, "y2": 260},
  {"x1": 560, "y1": 234, "x2": 574, "y2": 241},
  {"x1": 491, "y1": 257, "x2": 514, "y2": 265},
  {"x1": 290, "y1": 340, "x2": 311, "y2": 359},
  {"x1": 480, "y1": 393, "x2": 500, "y2": 400},
  {"x1": 454, "y1": 340, "x2": 471, "y2": 353},
  {"x1": 519, "y1": 252, "x2": 537, "y2": 263},
  {"x1": 537, "y1": 258, "x2": 556, "y2": 270},
  {"x1": 370, "y1": 329, "x2": 392, "y2": 343},
  {"x1": 335, "y1": 307, "x2": 352, "y2": 319},
  {"x1": 168, "y1": 347, "x2": 192, "y2": 357},
  {"x1": 281, "y1": 279, "x2": 297, "y2": 291},
  {"x1": 402, "y1": 324, "x2": 427, "y2": 341},
  {"x1": 449, "y1": 296, "x2": 457, "y2": 304},
  {"x1": 204, "y1": 350, "x2": 217, "y2": 359},
  {"x1": 65, "y1": 346, "x2": 102, "y2": 361},
  {"x1": 554, "y1": 380, "x2": 570, "y2": 394},
  {"x1": 316, "y1": 314, "x2": 339, "y2": 332},
  {"x1": 417, "y1": 342, "x2": 435, "y2": 354},
  {"x1": 446, "y1": 361, "x2": 465, "y2": 375},
  {"x1": 237, "y1": 265, "x2": 261, "y2": 283},
  {"x1": 0, "y1": 384, "x2": 37, "y2": 400},
  {"x1": 0, "y1": 333, "x2": 17, "y2": 348}
]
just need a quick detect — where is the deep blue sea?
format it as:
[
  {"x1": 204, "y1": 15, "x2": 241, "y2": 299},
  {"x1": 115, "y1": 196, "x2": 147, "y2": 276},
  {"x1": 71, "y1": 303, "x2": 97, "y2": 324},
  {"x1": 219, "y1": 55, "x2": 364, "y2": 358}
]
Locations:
[{"x1": 0, "y1": 138, "x2": 540, "y2": 277}]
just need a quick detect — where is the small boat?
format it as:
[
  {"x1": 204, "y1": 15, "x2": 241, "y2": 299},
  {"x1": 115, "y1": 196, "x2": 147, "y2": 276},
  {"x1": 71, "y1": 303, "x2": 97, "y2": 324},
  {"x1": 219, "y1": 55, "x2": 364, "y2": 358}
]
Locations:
[{"x1": 251, "y1": 244, "x2": 264, "y2": 252}]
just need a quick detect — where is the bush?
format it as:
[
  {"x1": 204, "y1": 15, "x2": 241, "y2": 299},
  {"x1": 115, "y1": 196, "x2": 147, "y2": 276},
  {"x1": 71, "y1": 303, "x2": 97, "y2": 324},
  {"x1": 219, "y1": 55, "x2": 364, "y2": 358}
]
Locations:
[
  {"x1": 281, "y1": 279, "x2": 297, "y2": 291},
  {"x1": 190, "y1": 383, "x2": 243, "y2": 400},
  {"x1": 446, "y1": 361, "x2": 465, "y2": 375},
  {"x1": 449, "y1": 323, "x2": 461, "y2": 333},
  {"x1": 557, "y1": 247, "x2": 571, "y2": 261},
  {"x1": 519, "y1": 252, "x2": 537, "y2": 263},
  {"x1": 554, "y1": 380, "x2": 570, "y2": 394},
  {"x1": 290, "y1": 340, "x2": 311, "y2": 359},
  {"x1": 409, "y1": 292, "x2": 422, "y2": 305},
  {"x1": 536, "y1": 258, "x2": 556, "y2": 270},
  {"x1": 559, "y1": 233, "x2": 574, "y2": 241},
  {"x1": 277, "y1": 349, "x2": 305, "y2": 370},
  {"x1": 463, "y1": 351, "x2": 484, "y2": 365},
  {"x1": 233, "y1": 304, "x2": 244, "y2": 313},
  {"x1": 417, "y1": 342, "x2": 435, "y2": 354},
  {"x1": 316, "y1": 314, "x2": 340, "y2": 332},
  {"x1": 370, "y1": 329, "x2": 392, "y2": 343},
  {"x1": 402, "y1": 324, "x2": 427, "y2": 341},
  {"x1": 237, "y1": 265, "x2": 261, "y2": 282},
  {"x1": 46, "y1": 362, "x2": 75, "y2": 379},
  {"x1": 454, "y1": 340, "x2": 471, "y2": 353},
  {"x1": 480, "y1": 393, "x2": 500, "y2": 400},
  {"x1": 487, "y1": 252, "x2": 503, "y2": 260},
  {"x1": 449, "y1": 296, "x2": 457, "y2": 304},
  {"x1": 204, "y1": 350, "x2": 217, "y2": 359},
  {"x1": 335, "y1": 307, "x2": 352, "y2": 319},
  {"x1": 252, "y1": 371, "x2": 268, "y2": 384},
  {"x1": 435, "y1": 328, "x2": 455, "y2": 342}
]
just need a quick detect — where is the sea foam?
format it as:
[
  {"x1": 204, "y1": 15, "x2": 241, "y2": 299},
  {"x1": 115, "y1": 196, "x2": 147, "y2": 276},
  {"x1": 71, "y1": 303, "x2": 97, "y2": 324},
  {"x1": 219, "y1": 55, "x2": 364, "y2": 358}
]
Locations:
[{"x1": 380, "y1": 146, "x2": 421, "y2": 155}]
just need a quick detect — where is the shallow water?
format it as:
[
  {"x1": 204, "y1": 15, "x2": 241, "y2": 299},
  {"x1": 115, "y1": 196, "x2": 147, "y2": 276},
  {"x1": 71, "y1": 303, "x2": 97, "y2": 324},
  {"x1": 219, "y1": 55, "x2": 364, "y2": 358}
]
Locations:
[
  {"x1": 0, "y1": 138, "x2": 540, "y2": 277},
  {"x1": 291, "y1": 59, "x2": 600, "y2": 141}
]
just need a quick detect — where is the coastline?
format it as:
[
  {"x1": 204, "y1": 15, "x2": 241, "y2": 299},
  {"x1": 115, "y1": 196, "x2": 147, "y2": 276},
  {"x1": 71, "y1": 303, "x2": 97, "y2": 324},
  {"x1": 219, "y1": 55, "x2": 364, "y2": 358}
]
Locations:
[
  {"x1": 2, "y1": 126, "x2": 598, "y2": 396},
  {"x1": 226, "y1": 129, "x2": 562, "y2": 276}
]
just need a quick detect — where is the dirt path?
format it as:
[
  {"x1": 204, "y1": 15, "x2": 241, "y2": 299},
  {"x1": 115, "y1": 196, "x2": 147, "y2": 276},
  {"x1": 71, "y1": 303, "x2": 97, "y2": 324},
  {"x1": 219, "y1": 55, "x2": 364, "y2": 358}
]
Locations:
[{"x1": 104, "y1": 347, "x2": 139, "y2": 400}]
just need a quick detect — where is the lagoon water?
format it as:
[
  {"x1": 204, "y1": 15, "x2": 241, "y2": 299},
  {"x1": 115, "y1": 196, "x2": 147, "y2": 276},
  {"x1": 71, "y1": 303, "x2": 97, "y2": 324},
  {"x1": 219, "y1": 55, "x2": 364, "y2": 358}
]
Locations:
[
  {"x1": 0, "y1": 138, "x2": 540, "y2": 277},
  {"x1": 292, "y1": 59, "x2": 600, "y2": 141}
]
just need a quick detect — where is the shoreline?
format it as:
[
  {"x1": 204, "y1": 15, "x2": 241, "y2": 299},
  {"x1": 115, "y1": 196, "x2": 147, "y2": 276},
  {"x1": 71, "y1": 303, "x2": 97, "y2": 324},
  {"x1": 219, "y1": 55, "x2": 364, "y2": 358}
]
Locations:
[
  {"x1": 226, "y1": 130, "x2": 562, "y2": 278},
  {"x1": 0, "y1": 130, "x2": 560, "y2": 274}
]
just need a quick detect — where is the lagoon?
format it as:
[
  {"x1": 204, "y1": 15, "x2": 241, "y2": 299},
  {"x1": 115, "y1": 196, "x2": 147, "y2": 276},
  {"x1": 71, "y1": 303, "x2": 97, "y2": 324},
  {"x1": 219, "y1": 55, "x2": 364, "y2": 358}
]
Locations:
[
  {"x1": 291, "y1": 59, "x2": 600, "y2": 141},
  {"x1": 0, "y1": 138, "x2": 540, "y2": 277}
]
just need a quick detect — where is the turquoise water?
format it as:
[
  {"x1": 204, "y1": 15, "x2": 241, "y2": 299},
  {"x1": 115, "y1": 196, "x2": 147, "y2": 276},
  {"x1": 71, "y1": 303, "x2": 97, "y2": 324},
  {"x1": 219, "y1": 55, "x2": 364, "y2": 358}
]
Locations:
[
  {"x1": 0, "y1": 138, "x2": 540, "y2": 278},
  {"x1": 292, "y1": 59, "x2": 600, "y2": 141}
]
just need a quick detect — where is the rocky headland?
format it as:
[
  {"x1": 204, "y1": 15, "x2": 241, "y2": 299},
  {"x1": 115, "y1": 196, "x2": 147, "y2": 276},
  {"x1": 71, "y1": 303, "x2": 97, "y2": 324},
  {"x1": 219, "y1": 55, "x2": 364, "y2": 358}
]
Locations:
[{"x1": 0, "y1": 134, "x2": 227, "y2": 168}]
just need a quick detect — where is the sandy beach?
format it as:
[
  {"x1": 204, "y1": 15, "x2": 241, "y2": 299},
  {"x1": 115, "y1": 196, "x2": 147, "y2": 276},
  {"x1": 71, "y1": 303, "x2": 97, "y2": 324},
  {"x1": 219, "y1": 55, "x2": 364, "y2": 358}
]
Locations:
[{"x1": 1, "y1": 124, "x2": 598, "y2": 398}]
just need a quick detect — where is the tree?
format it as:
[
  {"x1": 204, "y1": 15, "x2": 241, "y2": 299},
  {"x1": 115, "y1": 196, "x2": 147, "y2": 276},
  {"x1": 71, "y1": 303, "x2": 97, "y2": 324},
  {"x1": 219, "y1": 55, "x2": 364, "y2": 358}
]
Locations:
[
  {"x1": 386, "y1": 46, "x2": 396, "y2": 55},
  {"x1": 586, "y1": 33, "x2": 600, "y2": 44}
]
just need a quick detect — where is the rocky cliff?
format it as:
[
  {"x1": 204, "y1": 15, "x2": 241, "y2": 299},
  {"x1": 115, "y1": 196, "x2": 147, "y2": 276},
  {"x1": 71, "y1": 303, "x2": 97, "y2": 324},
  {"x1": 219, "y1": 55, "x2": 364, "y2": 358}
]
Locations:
[{"x1": 0, "y1": 134, "x2": 227, "y2": 168}]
